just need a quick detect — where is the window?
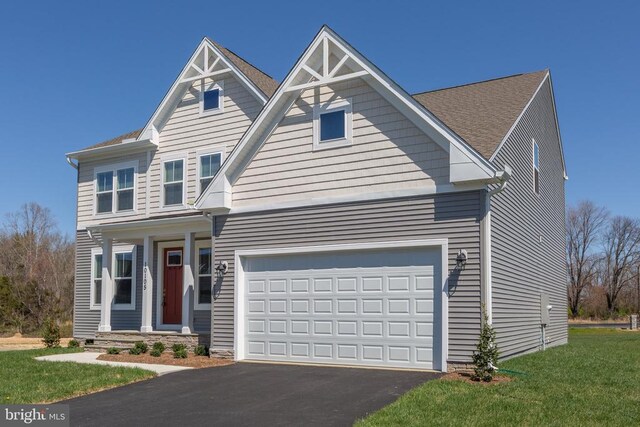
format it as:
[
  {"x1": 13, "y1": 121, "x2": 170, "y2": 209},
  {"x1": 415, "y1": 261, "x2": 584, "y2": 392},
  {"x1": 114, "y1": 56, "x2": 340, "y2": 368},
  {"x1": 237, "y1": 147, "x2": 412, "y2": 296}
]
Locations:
[
  {"x1": 94, "y1": 162, "x2": 137, "y2": 215},
  {"x1": 116, "y1": 168, "x2": 134, "y2": 211},
  {"x1": 313, "y1": 98, "x2": 353, "y2": 150},
  {"x1": 320, "y1": 110, "x2": 346, "y2": 141},
  {"x1": 90, "y1": 252, "x2": 102, "y2": 309},
  {"x1": 196, "y1": 246, "x2": 212, "y2": 308},
  {"x1": 96, "y1": 172, "x2": 113, "y2": 213},
  {"x1": 167, "y1": 250, "x2": 183, "y2": 267},
  {"x1": 533, "y1": 140, "x2": 540, "y2": 195},
  {"x1": 199, "y1": 81, "x2": 224, "y2": 116},
  {"x1": 199, "y1": 152, "x2": 222, "y2": 194},
  {"x1": 163, "y1": 159, "x2": 184, "y2": 206},
  {"x1": 114, "y1": 251, "x2": 134, "y2": 307}
]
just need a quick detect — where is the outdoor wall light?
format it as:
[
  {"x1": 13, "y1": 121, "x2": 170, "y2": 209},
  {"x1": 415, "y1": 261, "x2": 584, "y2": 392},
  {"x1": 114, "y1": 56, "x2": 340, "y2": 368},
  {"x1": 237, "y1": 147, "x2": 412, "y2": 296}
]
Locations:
[
  {"x1": 215, "y1": 261, "x2": 229, "y2": 275},
  {"x1": 456, "y1": 249, "x2": 468, "y2": 270}
]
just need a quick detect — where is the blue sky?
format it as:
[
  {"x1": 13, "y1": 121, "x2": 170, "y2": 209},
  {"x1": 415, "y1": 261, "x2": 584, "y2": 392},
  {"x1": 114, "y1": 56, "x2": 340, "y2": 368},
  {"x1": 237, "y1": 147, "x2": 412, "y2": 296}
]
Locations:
[{"x1": 0, "y1": 1, "x2": 638, "y2": 236}]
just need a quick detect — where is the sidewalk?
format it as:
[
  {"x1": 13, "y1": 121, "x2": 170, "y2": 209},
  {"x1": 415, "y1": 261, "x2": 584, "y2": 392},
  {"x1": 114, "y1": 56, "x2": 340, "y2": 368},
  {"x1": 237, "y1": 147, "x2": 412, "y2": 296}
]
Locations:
[{"x1": 35, "y1": 352, "x2": 193, "y2": 375}]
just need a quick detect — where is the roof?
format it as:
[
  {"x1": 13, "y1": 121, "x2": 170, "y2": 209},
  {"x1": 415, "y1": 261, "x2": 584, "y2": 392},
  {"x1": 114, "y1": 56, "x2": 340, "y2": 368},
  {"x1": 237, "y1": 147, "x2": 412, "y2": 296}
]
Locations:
[
  {"x1": 412, "y1": 70, "x2": 548, "y2": 159},
  {"x1": 80, "y1": 48, "x2": 546, "y2": 160}
]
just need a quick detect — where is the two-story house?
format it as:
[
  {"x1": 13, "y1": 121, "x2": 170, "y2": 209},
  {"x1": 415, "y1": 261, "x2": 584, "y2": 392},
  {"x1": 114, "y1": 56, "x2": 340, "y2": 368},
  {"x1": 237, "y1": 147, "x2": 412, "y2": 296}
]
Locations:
[{"x1": 66, "y1": 26, "x2": 567, "y2": 372}]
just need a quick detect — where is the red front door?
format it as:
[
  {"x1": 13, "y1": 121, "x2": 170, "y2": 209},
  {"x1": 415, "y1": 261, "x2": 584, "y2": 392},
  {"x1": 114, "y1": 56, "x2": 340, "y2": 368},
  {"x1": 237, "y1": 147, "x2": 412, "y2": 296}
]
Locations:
[{"x1": 163, "y1": 248, "x2": 183, "y2": 324}]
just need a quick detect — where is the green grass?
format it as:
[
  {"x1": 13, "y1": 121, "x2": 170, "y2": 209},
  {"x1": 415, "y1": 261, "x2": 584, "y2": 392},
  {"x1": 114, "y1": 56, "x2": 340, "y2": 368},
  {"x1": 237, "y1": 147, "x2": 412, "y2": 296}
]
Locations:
[
  {"x1": 358, "y1": 329, "x2": 640, "y2": 426},
  {"x1": 0, "y1": 348, "x2": 155, "y2": 404}
]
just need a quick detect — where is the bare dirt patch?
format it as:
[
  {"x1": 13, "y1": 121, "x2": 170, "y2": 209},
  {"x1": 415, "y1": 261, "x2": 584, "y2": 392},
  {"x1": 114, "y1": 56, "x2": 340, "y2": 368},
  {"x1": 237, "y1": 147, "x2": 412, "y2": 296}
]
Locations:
[
  {"x1": 98, "y1": 352, "x2": 235, "y2": 368},
  {"x1": 441, "y1": 372, "x2": 513, "y2": 385},
  {"x1": 0, "y1": 334, "x2": 72, "y2": 351}
]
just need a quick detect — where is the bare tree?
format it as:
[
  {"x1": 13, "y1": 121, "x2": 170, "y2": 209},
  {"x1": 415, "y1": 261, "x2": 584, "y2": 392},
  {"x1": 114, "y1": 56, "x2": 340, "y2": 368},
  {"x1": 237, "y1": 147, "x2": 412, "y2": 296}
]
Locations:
[
  {"x1": 566, "y1": 201, "x2": 608, "y2": 317},
  {"x1": 601, "y1": 216, "x2": 640, "y2": 314}
]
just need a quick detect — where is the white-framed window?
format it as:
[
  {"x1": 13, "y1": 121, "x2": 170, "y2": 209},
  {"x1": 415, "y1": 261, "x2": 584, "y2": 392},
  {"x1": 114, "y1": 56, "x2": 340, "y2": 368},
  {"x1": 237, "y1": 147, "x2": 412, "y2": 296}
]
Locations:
[
  {"x1": 113, "y1": 247, "x2": 136, "y2": 310},
  {"x1": 90, "y1": 248, "x2": 102, "y2": 310},
  {"x1": 312, "y1": 98, "x2": 353, "y2": 151},
  {"x1": 94, "y1": 161, "x2": 138, "y2": 215},
  {"x1": 166, "y1": 250, "x2": 183, "y2": 267},
  {"x1": 199, "y1": 80, "x2": 224, "y2": 116},
  {"x1": 163, "y1": 159, "x2": 185, "y2": 207},
  {"x1": 89, "y1": 245, "x2": 136, "y2": 310},
  {"x1": 195, "y1": 242, "x2": 212, "y2": 309},
  {"x1": 198, "y1": 151, "x2": 223, "y2": 195},
  {"x1": 533, "y1": 139, "x2": 540, "y2": 195}
]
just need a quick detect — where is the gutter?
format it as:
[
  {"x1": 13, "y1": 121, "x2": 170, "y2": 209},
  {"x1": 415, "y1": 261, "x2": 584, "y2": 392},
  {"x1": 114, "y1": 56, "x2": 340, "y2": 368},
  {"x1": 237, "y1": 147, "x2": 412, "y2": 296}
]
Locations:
[
  {"x1": 482, "y1": 165, "x2": 513, "y2": 324},
  {"x1": 66, "y1": 155, "x2": 78, "y2": 170}
]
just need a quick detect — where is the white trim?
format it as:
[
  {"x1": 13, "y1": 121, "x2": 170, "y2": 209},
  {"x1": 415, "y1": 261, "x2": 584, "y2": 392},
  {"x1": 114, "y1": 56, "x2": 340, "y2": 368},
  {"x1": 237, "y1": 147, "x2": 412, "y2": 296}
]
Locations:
[
  {"x1": 312, "y1": 98, "x2": 353, "y2": 151},
  {"x1": 161, "y1": 157, "x2": 187, "y2": 208},
  {"x1": 199, "y1": 80, "x2": 224, "y2": 117},
  {"x1": 197, "y1": 149, "x2": 225, "y2": 196},
  {"x1": 93, "y1": 160, "x2": 139, "y2": 217},
  {"x1": 156, "y1": 240, "x2": 185, "y2": 331},
  {"x1": 482, "y1": 194, "x2": 492, "y2": 324},
  {"x1": 234, "y1": 239, "x2": 449, "y2": 372},
  {"x1": 111, "y1": 244, "x2": 137, "y2": 311},
  {"x1": 138, "y1": 38, "x2": 268, "y2": 141},
  {"x1": 532, "y1": 138, "x2": 540, "y2": 195},
  {"x1": 227, "y1": 182, "x2": 487, "y2": 215},
  {"x1": 89, "y1": 248, "x2": 102, "y2": 311},
  {"x1": 489, "y1": 72, "x2": 552, "y2": 166},
  {"x1": 194, "y1": 240, "x2": 213, "y2": 310},
  {"x1": 66, "y1": 139, "x2": 156, "y2": 161}
]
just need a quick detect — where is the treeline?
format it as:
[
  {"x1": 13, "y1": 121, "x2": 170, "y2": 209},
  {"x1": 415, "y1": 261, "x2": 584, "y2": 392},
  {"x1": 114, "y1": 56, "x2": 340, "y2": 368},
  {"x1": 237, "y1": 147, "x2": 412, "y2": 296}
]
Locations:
[
  {"x1": 0, "y1": 203, "x2": 74, "y2": 334},
  {"x1": 567, "y1": 201, "x2": 640, "y2": 319}
]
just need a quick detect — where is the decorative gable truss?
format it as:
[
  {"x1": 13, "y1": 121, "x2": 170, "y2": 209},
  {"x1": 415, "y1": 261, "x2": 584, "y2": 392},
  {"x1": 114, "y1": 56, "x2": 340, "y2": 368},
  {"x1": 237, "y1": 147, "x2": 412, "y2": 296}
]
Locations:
[
  {"x1": 196, "y1": 26, "x2": 501, "y2": 212},
  {"x1": 135, "y1": 38, "x2": 270, "y2": 144}
]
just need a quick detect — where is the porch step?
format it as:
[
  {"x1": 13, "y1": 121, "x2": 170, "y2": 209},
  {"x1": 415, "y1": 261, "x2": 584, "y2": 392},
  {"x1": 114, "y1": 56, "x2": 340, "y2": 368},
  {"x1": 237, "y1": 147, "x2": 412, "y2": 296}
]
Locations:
[{"x1": 90, "y1": 331, "x2": 210, "y2": 352}]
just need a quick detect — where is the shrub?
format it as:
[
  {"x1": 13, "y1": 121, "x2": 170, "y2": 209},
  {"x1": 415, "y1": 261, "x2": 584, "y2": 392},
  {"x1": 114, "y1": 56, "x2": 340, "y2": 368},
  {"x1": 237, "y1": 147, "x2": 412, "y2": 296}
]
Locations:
[
  {"x1": 152, "y1": 342, "x2": 165, "y2": 353},
  {"x1": 41, "y1": 319, "x2": 60, "y2": 348},
  {"x1": 171, "y1": 343, "x2": 186, "y2": 353},
  {"x1": 150, "y1": 348, "x2": 162, "y2": 357},
  {"x1": 134, "y1": 341, "x2": 148, "y2": 353},
  {"x1": 173, "y1": 348, "x2": 188, "y2": 359},
  {"x1": 67, "y1": 339, "x2": 80, "y2": 348},
  {"x1": 471, "y1": 306, "x2": 499, "y2": 382},
  {"x1": 107, "y1": 347, "x2": 120, "y2": 355},
  {"x1": 194, "y1": 344, "x2": 208, "y2": 356},
  {"x1": 129, "y1": 346, "x2": 141, "y2": 355}
]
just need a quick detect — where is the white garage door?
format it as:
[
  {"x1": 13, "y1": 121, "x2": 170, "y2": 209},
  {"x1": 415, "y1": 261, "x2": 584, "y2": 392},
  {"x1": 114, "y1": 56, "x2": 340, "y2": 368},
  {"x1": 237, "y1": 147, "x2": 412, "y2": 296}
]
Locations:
[{"x1": 240, "y1": 247, "x2": 441, "y2": 370}]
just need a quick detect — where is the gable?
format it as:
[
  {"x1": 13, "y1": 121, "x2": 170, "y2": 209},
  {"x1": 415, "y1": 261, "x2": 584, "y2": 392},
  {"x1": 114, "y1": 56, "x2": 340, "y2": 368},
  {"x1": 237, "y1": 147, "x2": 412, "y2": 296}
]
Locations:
[
  {"x1": 232, "y1": 78, "x2": 450, "y2": 208},
  {"x1": 196, "y1": 26, "x2": 498, "y2": 212}
]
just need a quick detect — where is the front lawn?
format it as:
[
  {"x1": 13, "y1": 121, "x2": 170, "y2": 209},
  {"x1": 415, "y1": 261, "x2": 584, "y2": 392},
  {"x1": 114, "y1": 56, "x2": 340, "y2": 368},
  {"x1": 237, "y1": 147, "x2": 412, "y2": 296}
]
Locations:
[
  {"x1": 0, "y1": 348, "x2": 155, "y2": 403},
  {"x1": 358, "y1": 329, "x2": 640, "y2": 426}
]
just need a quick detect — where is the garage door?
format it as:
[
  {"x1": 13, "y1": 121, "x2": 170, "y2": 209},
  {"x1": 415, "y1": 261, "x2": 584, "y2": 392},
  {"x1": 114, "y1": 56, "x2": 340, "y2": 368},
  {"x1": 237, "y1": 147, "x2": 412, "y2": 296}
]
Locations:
[{"x1": 240, "y1": 247, "x2": 441, "y2": 370}]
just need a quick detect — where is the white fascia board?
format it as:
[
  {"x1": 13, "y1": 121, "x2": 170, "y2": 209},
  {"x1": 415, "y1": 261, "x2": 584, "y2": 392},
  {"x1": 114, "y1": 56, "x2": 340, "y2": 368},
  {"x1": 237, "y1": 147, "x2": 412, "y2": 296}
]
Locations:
[
  {"x1": 66, "y1": 139, "x2": 157, "y2": 161},
  {"x1": 137, "y1": 38, "x2": 268, "y2": 142},
  {"x1": 197, "y1": 174, "x2": 233, "y2": 211}
]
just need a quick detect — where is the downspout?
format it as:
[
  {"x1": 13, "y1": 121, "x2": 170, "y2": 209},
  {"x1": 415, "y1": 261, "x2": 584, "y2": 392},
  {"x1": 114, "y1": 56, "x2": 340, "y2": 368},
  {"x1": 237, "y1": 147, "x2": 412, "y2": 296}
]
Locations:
[
  {"x1": 66, "y1": 155, "x2": 78, "y2": 170},
  {"x1": 483, "y1": 165, "x2": 512, "y2": 325}
]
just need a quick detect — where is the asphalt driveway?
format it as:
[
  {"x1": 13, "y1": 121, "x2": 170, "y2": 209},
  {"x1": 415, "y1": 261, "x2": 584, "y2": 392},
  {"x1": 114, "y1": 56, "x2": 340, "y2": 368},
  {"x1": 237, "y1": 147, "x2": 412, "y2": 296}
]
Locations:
[{"x1": 64, "y1": 362, "x2": 439, "y2": 426}]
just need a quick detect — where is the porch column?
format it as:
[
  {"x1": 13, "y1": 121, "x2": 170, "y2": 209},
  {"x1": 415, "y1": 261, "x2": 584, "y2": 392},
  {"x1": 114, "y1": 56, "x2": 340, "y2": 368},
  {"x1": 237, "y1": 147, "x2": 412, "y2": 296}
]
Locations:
[
  {"x1": 98, "y1": 237, "x2": 113, "y2": 332},
  {"x1": 140, "y1": 235, "x2": 154, "y2": 332},
  {"x1": 182, "y1": 232, "x2": 195, "y2": 334}
]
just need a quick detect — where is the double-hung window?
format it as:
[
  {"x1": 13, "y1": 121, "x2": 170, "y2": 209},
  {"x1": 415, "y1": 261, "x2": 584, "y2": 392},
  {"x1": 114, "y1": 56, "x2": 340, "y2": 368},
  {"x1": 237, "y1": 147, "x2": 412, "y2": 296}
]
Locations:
[
  {"x1": 90, "y1": 251, "x2": 102, "y2": 310},
  {"x1": 95, "y1": 162, "x2": 137, "y2": 214},
  {"x1": 113, "y1": 250, "x2": 135, "y2": 308},
  {"x1": 163, "y1": 159, "x2": 184, "y2": 206},
  {"x1": 195, "y1": 244, "x2": 212, "y2": 309},
  {"x1": 533, "y1": 140, "x2": 540, "y2": 195},
  {"x1": 313, "y1": 98, "x2": 353, "y2": 150},
  {"x1": 198, "y1": 152, "x2": 222, "y2": 195}
]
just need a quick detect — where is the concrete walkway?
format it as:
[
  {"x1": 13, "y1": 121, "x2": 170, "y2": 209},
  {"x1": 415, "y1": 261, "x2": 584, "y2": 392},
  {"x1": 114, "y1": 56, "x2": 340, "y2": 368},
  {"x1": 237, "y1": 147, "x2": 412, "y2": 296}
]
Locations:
[{"x1": 35, "y1": 352, "x2": 192, "y2": 375}]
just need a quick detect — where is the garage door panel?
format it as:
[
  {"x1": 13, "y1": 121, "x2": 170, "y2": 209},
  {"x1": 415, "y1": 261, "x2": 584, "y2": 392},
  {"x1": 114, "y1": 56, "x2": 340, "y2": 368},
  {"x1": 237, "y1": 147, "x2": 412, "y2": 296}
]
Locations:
[{"x1": 242, "y1": 252, "x2": 439, "y2": 370}]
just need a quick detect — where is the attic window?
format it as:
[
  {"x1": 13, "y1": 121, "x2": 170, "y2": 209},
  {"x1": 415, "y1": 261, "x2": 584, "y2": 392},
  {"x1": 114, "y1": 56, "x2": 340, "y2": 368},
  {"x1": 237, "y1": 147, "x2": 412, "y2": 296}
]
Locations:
[
  {"x1": 199, "y1": 81, "x2": 224, "y2": 116},
  {"x1": 533, "y1": 140, "x2": 540, "y2": 195},
  {"x1": 313, "y1": 98, "x2": 353, "y2": 151}
]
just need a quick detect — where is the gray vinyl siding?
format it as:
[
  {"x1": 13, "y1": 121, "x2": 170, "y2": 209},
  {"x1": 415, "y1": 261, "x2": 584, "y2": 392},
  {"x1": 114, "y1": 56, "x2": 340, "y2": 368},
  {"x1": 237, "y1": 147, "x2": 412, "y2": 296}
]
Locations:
[
  {"x1": 212, "y1": 191, "x2": 484, "y2": 363},
  {"x1": 232, "y1": 78, "x2": 450, "y2": 208},
  {"x1": 73, "y1": 230, "x2": 143, "y2": 337},
  {"x1": 490, "y1": 78, "x2": 568, "y2": 358}
]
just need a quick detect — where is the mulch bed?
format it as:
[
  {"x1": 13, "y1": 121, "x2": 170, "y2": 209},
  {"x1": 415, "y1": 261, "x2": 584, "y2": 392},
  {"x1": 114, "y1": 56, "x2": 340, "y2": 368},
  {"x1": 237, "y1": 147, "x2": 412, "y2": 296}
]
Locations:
[
  {"x1": 98, "y1": 352, "x2": 235, "y2": 368},
  {"x1": 441, "y1": 372, "x2": 513, "y2": 385}
]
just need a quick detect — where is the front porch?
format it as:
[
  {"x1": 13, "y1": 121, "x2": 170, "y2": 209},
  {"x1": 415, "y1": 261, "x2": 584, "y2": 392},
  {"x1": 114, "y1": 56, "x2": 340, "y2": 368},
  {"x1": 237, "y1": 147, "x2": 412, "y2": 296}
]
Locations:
[
  {"x1": 89, "y1": 214, "x2": 214, "y2": 342},
  {"x1": 87, "y1": 330, "x2": 210, "y2": 353}
]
